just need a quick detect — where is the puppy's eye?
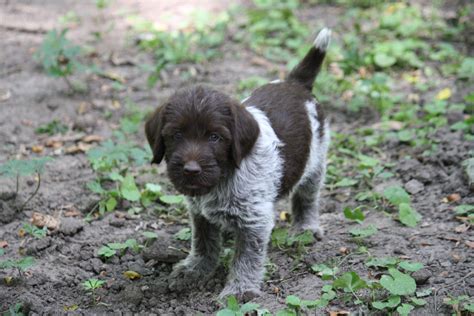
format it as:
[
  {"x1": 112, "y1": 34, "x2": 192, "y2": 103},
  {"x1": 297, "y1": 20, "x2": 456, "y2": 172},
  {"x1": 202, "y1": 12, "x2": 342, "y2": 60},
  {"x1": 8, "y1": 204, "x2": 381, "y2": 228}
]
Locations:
[
  {"x1": 208, "y1": 133, "x2": 221, "y2": 143},
  {"x1": 173, "y1": 132, "x2": 183, "y2": 141}
]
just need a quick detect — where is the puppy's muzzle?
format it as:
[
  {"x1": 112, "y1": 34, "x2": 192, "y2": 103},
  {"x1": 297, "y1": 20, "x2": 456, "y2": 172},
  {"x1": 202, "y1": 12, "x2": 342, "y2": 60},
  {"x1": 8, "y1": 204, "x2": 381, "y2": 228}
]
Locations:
[{"x1": 183, "y1": 160, "x2": 202, "y2": 176}]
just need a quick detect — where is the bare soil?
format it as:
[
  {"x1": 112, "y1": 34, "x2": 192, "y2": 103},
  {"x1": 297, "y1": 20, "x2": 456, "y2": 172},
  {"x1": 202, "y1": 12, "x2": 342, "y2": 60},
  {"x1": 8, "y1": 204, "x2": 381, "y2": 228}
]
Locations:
[{"x1": 0, "y1": 0, "x2": 472, "y2": 315}]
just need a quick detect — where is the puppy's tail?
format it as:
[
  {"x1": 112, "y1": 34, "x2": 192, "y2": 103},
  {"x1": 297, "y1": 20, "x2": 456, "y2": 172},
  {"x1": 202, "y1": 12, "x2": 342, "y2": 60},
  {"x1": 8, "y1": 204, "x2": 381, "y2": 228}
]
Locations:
[{"x1": 287, "y1": 27, "x2": 331, "y2": 90}]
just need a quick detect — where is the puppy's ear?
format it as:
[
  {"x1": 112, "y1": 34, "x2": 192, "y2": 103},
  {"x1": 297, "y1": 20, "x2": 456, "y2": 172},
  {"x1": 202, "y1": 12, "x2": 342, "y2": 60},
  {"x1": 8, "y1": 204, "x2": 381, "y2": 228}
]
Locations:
[
  {"x1": 230, "y1": 103, "x2": 259, "y2": 167},
  {"x1": 145, "y1": 106, "x2": 166, "y2": 164}
]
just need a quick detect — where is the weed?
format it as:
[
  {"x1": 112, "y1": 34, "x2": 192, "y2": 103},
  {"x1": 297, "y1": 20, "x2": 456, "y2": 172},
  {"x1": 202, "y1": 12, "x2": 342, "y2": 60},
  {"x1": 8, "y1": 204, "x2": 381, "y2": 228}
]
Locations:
[
  {"x1": 129, "y1": 10, "x2": 228, "y2": 86},
  {"x1": 34, "y1": 29, "x2": 86, "y2": 92},
  {"x1": 21, "y1": 223, "x2": 47, "y2": 239},
  {"x1": 97, "y1": 239, "x2": 142, "y2": 259},
  {"x1": 239, "y1": 0, "x2": 308, "y2": 64},
  {"x1": 35, "y1": 120, "x2": 68, "y2": 135},
  {"x1": 0, "y1": 157, "x2": 52, "y2": 211},
  {"x1": 3, "y1": 303, "x2": 25, "y2": 316},
  {"x1": 83, "y1": 278, "x2": 106, "y2": 305},
  {"x1": 444, "y1": 295, "x2": 474, "y2": 315},
  {"x1": 216, "y1": 295, "x2": 268, "y2": 316},
  {"x1": 0, "y1": 255, "x2": 35, "y2": 279}
]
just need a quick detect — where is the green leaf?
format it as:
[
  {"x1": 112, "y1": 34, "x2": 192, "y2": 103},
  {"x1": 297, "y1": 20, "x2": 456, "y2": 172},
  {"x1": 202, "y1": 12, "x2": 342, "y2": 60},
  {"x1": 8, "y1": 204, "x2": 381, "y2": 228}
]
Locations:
[
  {"x1": 125, "y1": 239, "x2": 141, "y2": 252},
  {"x1": 288, "y1": 230, "x2": 315, "y2": 246},
  {"x1": 372, "y1": 295, "x2": 401, "y2": 309},
  {"x1": 343, "y1": 207, "x2": 365, "y2": 223},
  {"x1": 311, "y1": 264, "x2": 338, "y2": 280},
  {"x1": 383, "y1": 185, "x2": 410, "y2": 206},
  {"x1": 349, "y1": 224, "x2": 378, "y2": 238},
  {"x1": 334, "y1": 178, "x2": 358, "y2": 187},
  {"x1": 174, "y1": 228, "x2": 192, "y2": 241},
  {"x1": 226, "y1": 295, "x2": 239, "y2": 311},
  {"x1": 398, "y1": 261, "x2": 424, "y2": 272},
  {"x1": 396, "y1": 303, "x2": 414, "y2": 316},
  {"x1": 240, "y1": 302, "x2": 260, "y2": 313},
  {"x1": 216, "y1": 309, "x2": 235, "y2": 316},
  {"x1": 398, "y1": 203, "x2": 421, "y2": 227},
  {"x1": 358, "y1": 154, "x2": 379, "y2": 168},
  {"x1": 333, "y1": 271, "x2": 368, "y2": 292},
  {"x1": 145, "y1": 183, "x2": 162, "y2": 193},
  {"x1": 454, "y1": 204, "x2": 474, "y2": 215},
  {"x1": 83, "y1": 278, "x2": 105, "y2": 290},
  {"x1": 0, "y1": 157, "x2": 52, "y2": 178},
  {"x1": 159, "y1": 194, "x2": 184, "y2": 204},
  {"x1": 87, "y1": 180, "x2": 104, "y2": 194},
  {"x1": 286, "y1": 295, "x2": 301, "y2": 307},
  {"x1": 380, "y1": 268, "x2": 416, "y2": 296},
  {"x1": 120, "y1": 174, "x2": 141, "y2": 201},
  {"x1": 107, "y1": 243, "x2": 128, "y2": 250},
  {"x1": 142, "y1": 231, "x2": 158, "y2": 239},
  {"x1": 365, "y1": 257, "x2": 398, "y2": 268},
  {"x1": 458, "y1": 57, "x2": 474, "y2": 79},
  {"x1": 16, "y1": 256, "x2": 35, "y2": 271},
  {"x1": 374, "y1": 53, "x2": 396, "y2": 68},
  {"x1": 410, "y1": 297, "x2": 427, "y2": 306},
  {"x1": 105, "y1": 197, "x2": 117, "y2": 212},
  {"x1": 0, "y1": 249, "x2": 4, "y2": 256},
  {"x1": 97, "y1": 246, "x2": 116, "y2": 258},
  {"x1": 271, "y1": 227, "x2": 288, "y2": 247}
]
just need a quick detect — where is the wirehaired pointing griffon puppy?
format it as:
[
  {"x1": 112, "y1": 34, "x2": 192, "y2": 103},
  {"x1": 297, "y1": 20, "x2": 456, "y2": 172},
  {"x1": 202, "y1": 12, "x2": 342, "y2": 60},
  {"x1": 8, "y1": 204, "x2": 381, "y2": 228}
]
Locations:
[{"x1": 145, "y1": 28, "x2": 331, "y2": 299}]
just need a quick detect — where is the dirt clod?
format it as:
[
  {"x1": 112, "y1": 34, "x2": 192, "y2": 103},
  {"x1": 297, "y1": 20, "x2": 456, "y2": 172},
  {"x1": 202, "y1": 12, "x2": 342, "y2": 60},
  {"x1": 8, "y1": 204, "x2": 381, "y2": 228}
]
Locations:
[{"x1": 59, "y1": 217, "x2": 84, "y2": 235}]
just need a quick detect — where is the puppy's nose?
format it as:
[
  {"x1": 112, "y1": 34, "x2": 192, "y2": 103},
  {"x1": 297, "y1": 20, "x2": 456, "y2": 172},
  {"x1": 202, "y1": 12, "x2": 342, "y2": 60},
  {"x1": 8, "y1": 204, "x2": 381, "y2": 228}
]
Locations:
[{"x1": 183, "y1": 161, "x2": 202, "y2": 175}]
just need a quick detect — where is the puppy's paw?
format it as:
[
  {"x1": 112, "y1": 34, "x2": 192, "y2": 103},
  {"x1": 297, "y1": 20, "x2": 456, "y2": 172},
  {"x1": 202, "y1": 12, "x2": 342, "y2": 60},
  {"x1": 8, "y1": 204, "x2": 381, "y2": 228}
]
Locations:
[
  {"x1": 168, "y1": 258, "x2": 215, "y2": 292},
  {"x1": 291, "y1": 223, "x2": 324, "y2": 240},
  {"x1": 218, "y1": 281, "x2": 261, "y2": 302}
]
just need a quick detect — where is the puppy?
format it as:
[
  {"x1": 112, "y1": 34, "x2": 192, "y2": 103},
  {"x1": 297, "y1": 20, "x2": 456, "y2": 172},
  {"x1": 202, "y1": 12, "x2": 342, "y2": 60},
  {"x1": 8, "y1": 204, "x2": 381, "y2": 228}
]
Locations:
[{"x1": 145, "y1": 28, "x2": 331, "y2": 300}]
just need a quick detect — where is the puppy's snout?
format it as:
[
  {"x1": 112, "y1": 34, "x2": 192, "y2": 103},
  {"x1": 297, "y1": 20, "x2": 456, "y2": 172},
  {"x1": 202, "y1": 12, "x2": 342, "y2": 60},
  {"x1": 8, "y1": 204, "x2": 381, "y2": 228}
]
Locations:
[{"x1": 183, "y1": 160, "x2": 202, "y2": 176}]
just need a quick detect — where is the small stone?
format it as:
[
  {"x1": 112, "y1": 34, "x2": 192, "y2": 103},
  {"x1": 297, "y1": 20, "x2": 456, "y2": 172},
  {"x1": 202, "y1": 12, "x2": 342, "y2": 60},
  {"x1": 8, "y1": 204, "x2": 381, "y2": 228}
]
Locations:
[
  {"x1": 404, "y1": 179, "x2": 424, "y2": 195},
  {"x1": 120, "y1": 284, "x2": 143, "y2": 305},
  {"x1": 414, "y1": 169, "x2": 433, "y2": 184},
  {"x1": 109, "y1": 218, "x2": 126, "y2": 228},
  {"x1": 412, "y1": 269, "x2": 431, "y2": 285},
  {"x1": 59, "y1": 217, "x2": 84, "y2": 236}
]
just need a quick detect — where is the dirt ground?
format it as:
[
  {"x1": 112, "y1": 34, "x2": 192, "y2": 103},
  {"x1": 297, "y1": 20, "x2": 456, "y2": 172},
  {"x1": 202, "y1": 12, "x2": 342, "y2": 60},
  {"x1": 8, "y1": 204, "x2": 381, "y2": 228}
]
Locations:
[{"x1": 0, "y1": 0, "x2": 473, "y2": 315}]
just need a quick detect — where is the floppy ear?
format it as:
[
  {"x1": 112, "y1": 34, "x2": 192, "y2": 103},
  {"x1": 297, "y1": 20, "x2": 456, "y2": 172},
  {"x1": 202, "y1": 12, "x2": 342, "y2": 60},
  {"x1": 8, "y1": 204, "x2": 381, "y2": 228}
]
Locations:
[
  {"x1": 145, "y1": 106, "x2": 166, "y2": 164},
  {"x1": 230, "y1": 103, "x2": 260, "y2": 167}
]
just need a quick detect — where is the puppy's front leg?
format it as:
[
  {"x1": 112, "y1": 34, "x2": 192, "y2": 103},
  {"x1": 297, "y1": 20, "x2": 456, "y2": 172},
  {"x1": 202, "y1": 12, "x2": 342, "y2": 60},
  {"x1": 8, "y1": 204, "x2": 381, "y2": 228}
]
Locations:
[
  {"x1": 169, "y1": 212, "x2": 221, "y2": 291},
  {"x1": 219, "y1": 208, "x2": 273, "y2": 301}
]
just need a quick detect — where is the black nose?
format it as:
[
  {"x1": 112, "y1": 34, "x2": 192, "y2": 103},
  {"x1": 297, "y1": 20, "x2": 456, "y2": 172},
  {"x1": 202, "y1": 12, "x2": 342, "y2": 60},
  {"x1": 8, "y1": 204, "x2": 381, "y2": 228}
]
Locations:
[{"x1": 183, "y1": 161, "x2": 202, "y2": 175}]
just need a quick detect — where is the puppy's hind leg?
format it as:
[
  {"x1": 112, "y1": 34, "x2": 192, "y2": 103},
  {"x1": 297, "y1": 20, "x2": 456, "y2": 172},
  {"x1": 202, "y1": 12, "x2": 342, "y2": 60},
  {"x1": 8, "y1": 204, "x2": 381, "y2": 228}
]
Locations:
[{"x1": 291, "y1": 166, "x2": 325, "y2": 239}]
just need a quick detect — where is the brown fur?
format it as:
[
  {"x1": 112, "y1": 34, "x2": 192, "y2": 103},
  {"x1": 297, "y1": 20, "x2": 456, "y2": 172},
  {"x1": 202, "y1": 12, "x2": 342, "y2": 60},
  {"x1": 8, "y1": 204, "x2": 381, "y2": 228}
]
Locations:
[
  {"x1": 144, "y1": 85, "x2": 259, "y2": 196},
  {"x1": 243, "y1": 81, "x2": 321, "y2": 196}
]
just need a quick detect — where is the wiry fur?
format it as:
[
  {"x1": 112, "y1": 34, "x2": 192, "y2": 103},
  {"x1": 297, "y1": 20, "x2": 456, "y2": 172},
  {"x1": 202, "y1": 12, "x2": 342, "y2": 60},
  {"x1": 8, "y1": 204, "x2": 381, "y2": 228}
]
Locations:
[{"x1": 145, "y1": 28, "x2": 331, "y2": 300}]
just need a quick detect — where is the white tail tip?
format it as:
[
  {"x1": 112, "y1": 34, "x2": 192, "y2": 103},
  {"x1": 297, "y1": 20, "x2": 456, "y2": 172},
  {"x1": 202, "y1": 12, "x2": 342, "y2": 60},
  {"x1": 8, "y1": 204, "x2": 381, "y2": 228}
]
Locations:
[{"x1": 313, "y1": 27, "x2": 331, "y2": 51}]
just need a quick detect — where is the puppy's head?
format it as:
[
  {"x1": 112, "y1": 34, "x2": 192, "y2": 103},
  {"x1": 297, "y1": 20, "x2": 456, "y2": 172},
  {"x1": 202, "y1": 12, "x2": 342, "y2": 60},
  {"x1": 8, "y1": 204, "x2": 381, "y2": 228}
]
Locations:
[{"x1": 145, "y1": 85, "x2": 259, "y2": 196}]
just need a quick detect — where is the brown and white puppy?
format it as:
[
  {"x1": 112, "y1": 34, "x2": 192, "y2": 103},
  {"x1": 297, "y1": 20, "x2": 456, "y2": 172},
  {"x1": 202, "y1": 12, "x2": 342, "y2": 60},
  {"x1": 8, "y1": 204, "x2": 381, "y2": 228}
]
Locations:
[{"x1": 145, "y1": 28, "x2": 331, "y2": 300}]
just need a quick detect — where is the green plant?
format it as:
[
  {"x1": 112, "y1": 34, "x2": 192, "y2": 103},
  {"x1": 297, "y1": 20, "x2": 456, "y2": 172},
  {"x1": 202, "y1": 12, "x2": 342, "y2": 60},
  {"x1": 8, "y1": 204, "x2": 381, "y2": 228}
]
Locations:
[
  {"x1": 444, "y1": 295, "x2": 474, "y2": 315},
  {"x1": 3, "y1": 303, "x2": 25, "y2": 316},
  {"x1": 0, "y1": 157, "x2": 52, "y2": 211},
  {"x1": 129, "y1": 10, "x2": 228, "y2": 86},
  {"x1": 216, "y1": 295, "x2": 267, "y2": 316},
  {"x1": 97, "y1": 239, "x2": 142, "y2": 259},
  {"x1": 383, "y1": 185, "x2": 421, "y2": 227},
  {"x1": 35, "y1": 120, "x2": 68, "y2": 135},
  {"x1": 34, "y1": 29, "x2": 85, "y2": 91},
  {"x1": 21, "y1": 223, "x2": 47, "y2": 239},
  {"x1": 83, "y1": 278, "x2": 106, "y2": 304},
  {"x1": 0, "y1": 256, "x2": 35, "y2": 278},
  {"x1": 239, "y1": 0, "x2": 308, "y2": 64},
  {"x1": 174, "y1": 228, "x2": 191, "y2": 241}
]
